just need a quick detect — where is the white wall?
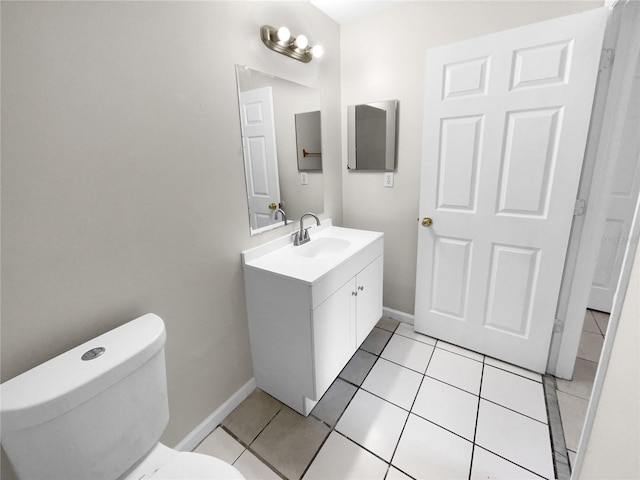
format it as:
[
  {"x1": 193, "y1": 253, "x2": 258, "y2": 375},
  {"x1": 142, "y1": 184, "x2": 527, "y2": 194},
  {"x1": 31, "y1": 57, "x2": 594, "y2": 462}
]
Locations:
[
  {"x1": 580, "y1": 241, "x2": 640, "y2": 478},
  {"x1": 340, "y1": 0, "x2": 602, "y2": 314},
  {"x1": 0, "y1": 2, "x2": 340, "y2": 478}
]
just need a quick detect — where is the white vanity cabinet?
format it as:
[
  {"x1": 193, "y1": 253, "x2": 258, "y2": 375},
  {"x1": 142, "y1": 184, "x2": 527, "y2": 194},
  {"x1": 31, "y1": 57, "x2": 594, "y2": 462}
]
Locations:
[
  {"x1": 312, "y1": 255, "x2": 383, "y2": 398},
  {"x1": 242, "y1": 223, "x2": 383, "y2": 416}
]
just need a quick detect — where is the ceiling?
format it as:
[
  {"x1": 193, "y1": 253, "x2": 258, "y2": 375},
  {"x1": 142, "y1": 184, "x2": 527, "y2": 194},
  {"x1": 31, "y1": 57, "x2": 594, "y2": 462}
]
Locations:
[{"x1": 310, "y1": 0, "x2": 410, "y2": 24}]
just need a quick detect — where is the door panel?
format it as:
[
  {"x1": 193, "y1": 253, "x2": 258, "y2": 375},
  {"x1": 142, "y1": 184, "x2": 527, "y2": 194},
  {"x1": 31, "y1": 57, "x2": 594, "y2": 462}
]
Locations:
[
  {"x1": 415, "y1": 8, "x2": 608, "y2": 372},
  {"x1": 443, "y1": 56, "x2": 489, "y2": 99},
  {"x1": 484, "y1": 244, "x2": 539, "y2": 336},
  {"x1": 431, "y1": 237, "x2": 472, "y2": 320},
  {"x1": 511, "y1": 40, "x2": 572, "y2": 89},
  {"x1": 437, "y1": 116, "x2": 483, "y2": 211},
  {"x1": 497, "y1": 108, "x2": 561, "y2": 217}
]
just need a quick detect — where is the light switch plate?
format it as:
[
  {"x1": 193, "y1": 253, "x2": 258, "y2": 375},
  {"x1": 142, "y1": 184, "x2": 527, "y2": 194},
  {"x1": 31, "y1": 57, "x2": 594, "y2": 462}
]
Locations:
[
  {"x1": 384, "y1": 171, "x2": 394, "y2": 188},
  {"x1": 300, "y1": 172, "x2": 308, "y2": 185}
]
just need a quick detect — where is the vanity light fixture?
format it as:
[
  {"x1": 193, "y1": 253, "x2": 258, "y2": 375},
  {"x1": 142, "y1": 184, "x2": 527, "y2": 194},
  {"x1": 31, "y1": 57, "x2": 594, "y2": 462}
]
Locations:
[{"x1": 260, "y1": 25, "x2": 324, "y2": 63}]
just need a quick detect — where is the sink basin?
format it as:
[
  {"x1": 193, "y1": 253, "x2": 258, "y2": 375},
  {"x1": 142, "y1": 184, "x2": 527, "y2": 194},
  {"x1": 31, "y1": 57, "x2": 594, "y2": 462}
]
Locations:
[
  {"x1": 293, "y1": 237, "x2": 351, "y2": 258},
  {"x1": 242, "y1": 221, "x2": 383, "y2": 284}
]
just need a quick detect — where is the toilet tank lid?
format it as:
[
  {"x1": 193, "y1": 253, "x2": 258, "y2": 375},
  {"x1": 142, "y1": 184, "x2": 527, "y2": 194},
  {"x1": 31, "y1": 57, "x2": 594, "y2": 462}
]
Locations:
[{"x1": 0, "y1": 313, "x2": 166, "y2": 432}]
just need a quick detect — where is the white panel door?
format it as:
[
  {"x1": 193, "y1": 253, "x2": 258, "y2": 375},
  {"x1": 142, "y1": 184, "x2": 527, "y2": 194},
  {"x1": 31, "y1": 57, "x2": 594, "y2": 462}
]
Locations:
[
  {"x1": 239, "y1": 87, "x2": 281, "y2": 230},
  {"x1": 415, "y1": 9, "x2": 607, "y2": 372},
  {"x1": 589, "y1": 62, "x2": 640, "y2": 313}
]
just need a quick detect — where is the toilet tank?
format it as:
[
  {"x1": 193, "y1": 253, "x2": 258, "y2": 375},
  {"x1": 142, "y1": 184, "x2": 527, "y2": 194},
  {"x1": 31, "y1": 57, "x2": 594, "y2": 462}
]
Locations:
[{"x1": 0, "y1": 313, "x2": 170, "y2": 480}]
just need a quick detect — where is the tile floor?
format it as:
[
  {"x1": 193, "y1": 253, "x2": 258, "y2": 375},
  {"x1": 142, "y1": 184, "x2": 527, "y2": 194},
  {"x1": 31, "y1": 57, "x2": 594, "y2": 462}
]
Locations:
[
  {"x1": 195, "y1": 318, "x2": 556, "y2": 480},
  {"x1": 554, "y1": 309, "x2": 608, "y2": 472}
]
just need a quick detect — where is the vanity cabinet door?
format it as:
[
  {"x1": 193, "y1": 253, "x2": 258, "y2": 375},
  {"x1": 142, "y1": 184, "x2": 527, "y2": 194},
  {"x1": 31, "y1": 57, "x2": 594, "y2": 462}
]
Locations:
[
  {"x1": 356, "y1": 256, "x2": 384, "y2": 346},
  {"x1": 311, "y1": 279, "x2": 357, "y2": 398}
]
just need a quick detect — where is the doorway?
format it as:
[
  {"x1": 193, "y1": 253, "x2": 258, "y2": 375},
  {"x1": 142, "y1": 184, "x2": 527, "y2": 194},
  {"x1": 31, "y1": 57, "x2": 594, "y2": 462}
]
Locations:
[{"x1": 548, "y1": 1, "x2": 640, "y2": 476}]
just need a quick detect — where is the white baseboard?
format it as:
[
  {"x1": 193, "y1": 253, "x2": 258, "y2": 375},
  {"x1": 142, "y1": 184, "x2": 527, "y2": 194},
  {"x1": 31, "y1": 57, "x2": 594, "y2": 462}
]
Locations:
[
  {"x1": 383, "y1": 306, "x2": 414, "y2": 325},
  {"x1": 175, "y1": 377, "x2": 256, "y2": 452}
]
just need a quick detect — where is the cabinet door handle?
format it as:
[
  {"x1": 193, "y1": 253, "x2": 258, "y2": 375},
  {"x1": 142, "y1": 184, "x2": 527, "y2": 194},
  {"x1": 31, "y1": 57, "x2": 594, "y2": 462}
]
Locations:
[
  {"x1": 358, "y1": 286, "x2": 364, "y2": 291},
  {"x1": 352, "y1": 291, "x2": 358, "y2": 296}
]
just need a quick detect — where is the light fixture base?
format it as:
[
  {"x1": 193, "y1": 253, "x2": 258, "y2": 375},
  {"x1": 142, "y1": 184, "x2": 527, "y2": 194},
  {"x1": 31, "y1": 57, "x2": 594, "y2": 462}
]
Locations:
[{"x1": 260, "y1": 25, "x2": 313, "y2": 63}]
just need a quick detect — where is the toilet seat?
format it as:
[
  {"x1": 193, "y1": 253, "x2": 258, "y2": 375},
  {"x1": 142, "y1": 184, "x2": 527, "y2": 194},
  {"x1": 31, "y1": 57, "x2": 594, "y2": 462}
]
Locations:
[{"x1": 151, "y1": 451, "x2": 245, "y2": 480}]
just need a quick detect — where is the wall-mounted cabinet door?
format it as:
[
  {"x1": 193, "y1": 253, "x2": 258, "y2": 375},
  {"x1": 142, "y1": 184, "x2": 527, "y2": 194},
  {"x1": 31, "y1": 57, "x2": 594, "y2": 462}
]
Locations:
[
  {"x1": 356, "y1": 256, "x2": 384, "y2": 345},
  {"x1": 312, "y1": 279, "x2": 356, "y2": 398}
]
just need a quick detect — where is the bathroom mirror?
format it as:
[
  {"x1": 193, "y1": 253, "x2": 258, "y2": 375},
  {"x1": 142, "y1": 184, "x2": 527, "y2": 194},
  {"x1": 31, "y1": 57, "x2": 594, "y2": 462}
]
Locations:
[
  {"x1": 347, "y1": 99, "x2": 398, "y2": 171},
  {"x1": 236, "y1": 65, "x2": 324, "y2": 236}
]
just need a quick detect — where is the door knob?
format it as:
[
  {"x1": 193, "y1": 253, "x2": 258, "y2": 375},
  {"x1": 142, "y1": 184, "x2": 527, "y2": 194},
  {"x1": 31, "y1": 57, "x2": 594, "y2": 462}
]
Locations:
[
  {"x1": 422, "y1": 217, "x2": 433, "y2": 227},
  {"x1": 268, "y1": 203, "x2": 277, "y2": 210}
]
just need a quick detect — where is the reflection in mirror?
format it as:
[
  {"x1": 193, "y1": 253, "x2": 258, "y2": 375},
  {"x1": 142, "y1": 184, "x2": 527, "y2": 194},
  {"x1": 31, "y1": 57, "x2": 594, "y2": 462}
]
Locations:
[
  {"x1": 295, "y1": 111, "x2": 322, "y2": 171},
  {"x1": 347, "y1": 99, "x2": 398, "y2": 171},
  {"x1": 236, "y1": 65, "x2": 324, "y2": 236}
]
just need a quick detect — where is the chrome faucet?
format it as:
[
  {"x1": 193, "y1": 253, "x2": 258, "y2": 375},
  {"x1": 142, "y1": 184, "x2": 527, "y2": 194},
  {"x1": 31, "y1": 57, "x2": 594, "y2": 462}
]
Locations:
[
  {"x1": 274, "y1": 208, "x2": 288, "y2": 225},
  {"x1": 294, "y1": 212, "x2": 321, "y2": 246}
]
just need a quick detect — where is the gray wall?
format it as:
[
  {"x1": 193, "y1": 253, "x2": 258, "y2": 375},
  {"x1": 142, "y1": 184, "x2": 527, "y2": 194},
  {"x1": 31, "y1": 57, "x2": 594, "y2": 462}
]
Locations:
[
  {"x1": 340, "y1": 0, "x2": 603, "y2": 315},
  {"x1": 0, "y1": 2, "x2": 340, "y2": 477}
]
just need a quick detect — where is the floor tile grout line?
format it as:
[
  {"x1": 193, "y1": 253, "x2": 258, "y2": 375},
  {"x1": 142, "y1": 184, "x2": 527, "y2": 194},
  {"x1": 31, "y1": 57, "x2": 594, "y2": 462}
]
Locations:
[
  {"x1": 296, "y1": 426, "x2": 335, "y2": 480},
  {"x1": 554, "y1": 386, "x2": 595, "y2": 402},
  {"x1": 359, "y1": 384, "x2": 416, "y2": 413},
  {"x1": 331, "y1": 430, "x2": 415, "y2": 478},
  {"x1": 474, "y1": 362, "x2": 553, "y2": 480},
  {"x1": 423, "y1": 372, "x2": 481, "y2": 397},
  {"x1": 483, "y1": 361, "x2": 543, "y2": 383},
  {"x1": 543, "y1": 374, "x2": 570, "y2": 480},
  {"x1": 567, "y1": 356, "x2": 599, "y2": 366},
  {"x1": 301, "y1": 320, "x2": 399, "y2": 479},
  {"x1": 230, "y1": 406, "x2": 292, "y2": 479},
  {"x1": 303, "y1": 377, "x2": 368, "y2": 478},
  {"x1": 243, "y1": 445, "x2": 288, "y2": 480},
  {"x1": 377, "y1": 352, "x2": 434, "y2": 376},
  {"x1": 333, "y1": 429, "x2": 395, "y2": 468},
  {"x1": 409, "y1": 406, "x2": 476, "y2": 445},
  {"x1": 473, "y1": 445, "x2": 552, "y2": 480},
  {"x1": 479, "y1": 396, "x2": 549, "y2": 426},
  {"x1": 433, "y1": 340, "x2": 485, "y2": 363},
  {"x1": 361, "y1": 328, "x2": 554, "y2": 474},
  {"x1": 221, "y1": 423, "x2": 287, "y2": 480},
  {"x1": 357, "y1": 390, "x2": 551, "y2": 480},
  {"x1": 587, "y1": 308, "x2": 608, "y2": 337},
  {"x1": 549, "y1": 374, "x2": 570, "y2": 480},
  {"x1": 385, "y1": 345, "x2": 435, "y2": 478},
  {"x1": 468, "y1": 360, "x2": 485, "y2": 480},
  {"x1": 336, "y1": 327, "x2": 430, "y2": 477},
  {"x1": 394, "y1": 331, "x2": 437, "y2": 346},
  {"x1": 219, "y1": 424, "x2": 252, "y2": 449}
]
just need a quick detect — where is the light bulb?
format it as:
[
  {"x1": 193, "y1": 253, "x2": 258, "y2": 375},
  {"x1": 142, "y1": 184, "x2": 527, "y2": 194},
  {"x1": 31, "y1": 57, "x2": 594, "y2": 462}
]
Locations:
[
  {"x1": 294, "y1": 34, "x2": 308, "y2": 50},
  {"x1": 311, "y1": 45, "x2": 324, "y2": 58},
  {"x1": 276, "y1": 26, "x2": 290, "y2": 43}
]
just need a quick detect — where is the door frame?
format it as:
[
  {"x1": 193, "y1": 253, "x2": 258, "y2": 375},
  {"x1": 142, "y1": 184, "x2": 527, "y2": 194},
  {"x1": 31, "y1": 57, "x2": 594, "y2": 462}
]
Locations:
[{"x1": 548, "y1": 0, "x2": 640, "y2": 379}]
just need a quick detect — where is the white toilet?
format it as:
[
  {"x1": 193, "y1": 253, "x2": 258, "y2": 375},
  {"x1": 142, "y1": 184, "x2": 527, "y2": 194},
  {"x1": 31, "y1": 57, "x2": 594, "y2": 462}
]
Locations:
[{"x1": 0, "y1": 313, "x2": 245, "y2": 480}]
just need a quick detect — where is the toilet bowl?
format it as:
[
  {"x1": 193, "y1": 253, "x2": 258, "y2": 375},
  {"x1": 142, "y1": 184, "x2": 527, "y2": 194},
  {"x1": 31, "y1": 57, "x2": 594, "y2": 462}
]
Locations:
[{"x1": 0, "y1": 314, "x2": 245, "y2": 480}]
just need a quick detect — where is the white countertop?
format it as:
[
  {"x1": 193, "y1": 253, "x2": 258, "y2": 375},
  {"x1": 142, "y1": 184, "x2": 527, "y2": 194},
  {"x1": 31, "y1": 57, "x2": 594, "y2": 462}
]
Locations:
[{"x1": 242, "y1": 221, "x2": 383, "y2": 284}]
